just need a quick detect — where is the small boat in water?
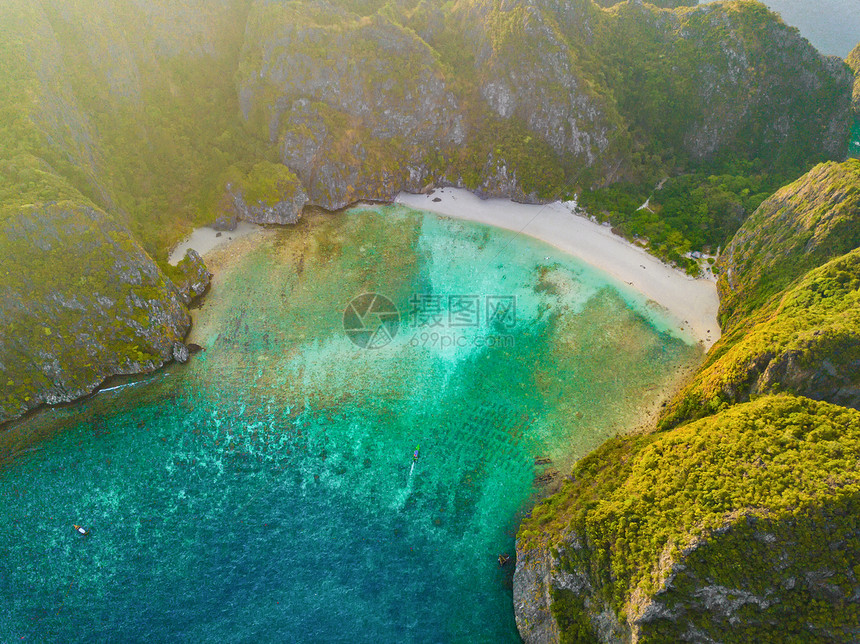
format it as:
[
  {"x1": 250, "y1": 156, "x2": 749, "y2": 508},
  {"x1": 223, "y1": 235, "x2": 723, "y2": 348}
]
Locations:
[
  {"x1": 73, "y1": 524, "x2": 89, "y2": 536},
  {"x1": 412, "y1": 444, "x2": 420, "y2": 462}
]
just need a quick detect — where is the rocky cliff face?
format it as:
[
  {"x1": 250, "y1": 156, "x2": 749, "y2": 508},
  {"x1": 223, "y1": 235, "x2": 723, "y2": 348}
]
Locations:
[
  {"x1": 848, "y1": 43, "x2": 860, "y2": 117},
  {"x1": 516, "y1": 397, "x2": 860, "y2": 643},
  {"x1": 460, "y1": 0, "x2": 621, "y2": 169},
  {"x1": 0, "y1": 202, "x2": 209, "y2": 424},
  {"x1": 233, "y1": 0, "x2": 853, "y2": 211},
  {"x1": 238, "y1": 3, "x2": 465, "y2": 211}
]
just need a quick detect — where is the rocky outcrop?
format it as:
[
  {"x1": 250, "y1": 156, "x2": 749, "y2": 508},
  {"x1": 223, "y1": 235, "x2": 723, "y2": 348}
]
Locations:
[
  {"x1": 228, "y1": 185, "x2": 307, "y2": 224},
  {"x1": 516, "y1": 397, "x2": 860, "y2": 643},
  {"x1": 239, "y1": 5, "x2": 465, "y2": 147},
  {"x1": 170, "y1": 249, "x2": 212, "y2": 304},
  {"x1": 225, "y1": 162, "x2": 308, "y2": 224},
  {"x1": 0, "y1": 202, "x2": 207, "y2": 424},
  {"x1": 277, "y1": 99, "x2": 423, "y2": 211},
  {"x1": 514, "y1": 544, "x2": 563, "y2": 644}
]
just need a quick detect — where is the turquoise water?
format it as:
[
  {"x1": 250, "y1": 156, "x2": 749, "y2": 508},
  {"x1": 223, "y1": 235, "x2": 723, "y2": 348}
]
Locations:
[{"x1": 0, "y1": 207, "x2": 701, "y2": 642}]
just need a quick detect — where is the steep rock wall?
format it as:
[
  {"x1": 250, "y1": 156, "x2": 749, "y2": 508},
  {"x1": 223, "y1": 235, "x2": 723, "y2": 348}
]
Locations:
[
  {"x1": 516, "y1": 397, "x2": 860, "y2": 643},
  {"x1": 0, "y1": 202, "x2": 208, "y2": 424}
]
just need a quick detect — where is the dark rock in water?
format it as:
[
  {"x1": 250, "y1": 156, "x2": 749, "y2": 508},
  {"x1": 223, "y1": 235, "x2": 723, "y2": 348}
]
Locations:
[
  {"x1": 187, "y1": 343, "x2": 204, "y2": 354},
  {"x1": 432, "y1": 197, "x2": 442, "y2": 202},
  {"x1": 533, "y1": 470, "x2": 559, "y2": 485},
  {"x1": 216, "y1": 231, "x2": 222, "y2": 237}
]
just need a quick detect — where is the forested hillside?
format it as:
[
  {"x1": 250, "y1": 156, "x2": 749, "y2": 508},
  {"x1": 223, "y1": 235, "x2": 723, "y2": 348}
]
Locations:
[{"x1": 515, "y1": 159, "x2": 860, "y2": 643}]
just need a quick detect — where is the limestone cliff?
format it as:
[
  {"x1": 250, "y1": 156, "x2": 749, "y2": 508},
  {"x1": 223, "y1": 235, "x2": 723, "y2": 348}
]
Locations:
[
  {"x1": 717, "y1": 160, "x2": 860, "y2": 328},
  {"x1": 848, "y1": 43, "x2": 860, "y2": 117},
  {"x1": 0, "y1": 202, "x2": 209, "y2": 424},
  {"x1": 516, "y1": 396, "x2": 860, "y2": 643},
  {"x1": 238, "y1": 3, "x2": 465, "y2": 211},
  {"x1": 235, "y1": 0, "x2": 853, "y2": 210}
]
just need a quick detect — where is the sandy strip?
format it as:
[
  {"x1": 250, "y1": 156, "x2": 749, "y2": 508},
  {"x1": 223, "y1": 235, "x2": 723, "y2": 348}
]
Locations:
[
  {"x1": 396, "y1": 188, "x2": 721, "y2": 349},
  {"x1": 168, "y1": 222, "x2": 262, "y2": 265}
]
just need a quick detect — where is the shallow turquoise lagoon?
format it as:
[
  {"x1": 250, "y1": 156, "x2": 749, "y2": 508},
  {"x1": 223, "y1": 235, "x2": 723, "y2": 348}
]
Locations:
[{"x1": 0, "y1": 206, "x2": 702, "y2": 642}]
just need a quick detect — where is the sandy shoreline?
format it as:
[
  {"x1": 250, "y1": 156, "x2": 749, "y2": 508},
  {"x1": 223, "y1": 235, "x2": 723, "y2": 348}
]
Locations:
[
  {"x1": 396, "y1": 188, "x2": 721, "y2": 349},
  {"x1": 171, "y1": 189, "x2": 721, "y2": 349},
  {"x1": 168, "y1": 221, "x2": 262, "y2": 265}
]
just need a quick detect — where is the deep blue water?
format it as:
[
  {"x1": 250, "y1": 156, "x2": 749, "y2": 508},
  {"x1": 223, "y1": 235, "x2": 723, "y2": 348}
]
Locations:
[{"x1": 0, "y1": 208, "x2": 701, "y2": 642}]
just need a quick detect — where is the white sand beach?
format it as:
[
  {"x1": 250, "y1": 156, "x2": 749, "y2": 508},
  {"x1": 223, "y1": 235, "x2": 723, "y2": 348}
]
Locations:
[
  {"x1": 168, "y1": 221, "x2": 262, "y2": 265},
  {"x1": 397, "y1": 188, "x2": 721, "y2": 349}
]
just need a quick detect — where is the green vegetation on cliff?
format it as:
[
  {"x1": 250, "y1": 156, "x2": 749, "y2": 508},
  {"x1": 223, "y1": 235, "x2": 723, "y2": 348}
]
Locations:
[
  {"x1": 717, "y1": 160, "x2": 860, "y2": 328},
  {"x1": 0, "y1": 0, "x2": 267, "y2": 256},
  {"x1": 654, "y1": 160, "x2": 860, "y2": 431},
  {"x1": 579, "y1": 0, "x2": 855, "y2": 266},
  {"x1": 234, "y1": 161, "x2": 304, "y2": 208},
  {"x1": 521, "y1": 396, "x2": 860, "y2": 642},
  {"x1": 848, "y1": 43, "x2": 860, "y2": 117},
  {"x1": 516, "y1": 159, "x2": 860, "y2": 642},
  {"x1": 0, "y1": 202, "x2": 206, "y2": 423},
  {"x1": 662, "y1": 249, "x2": 860, "y2": 428}
]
